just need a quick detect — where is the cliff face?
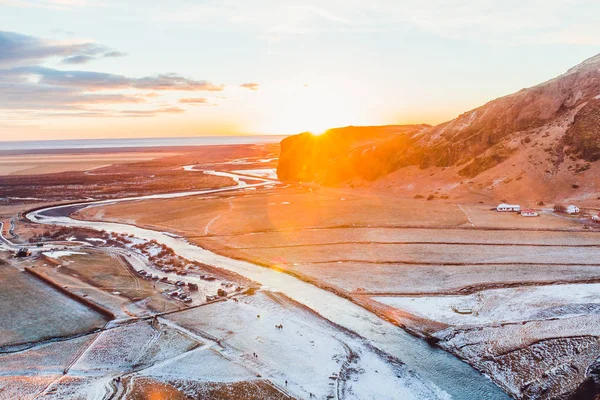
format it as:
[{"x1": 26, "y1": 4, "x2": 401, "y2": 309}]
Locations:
[
  {"x1": 277, "y1": 53, "x2": 600, "y2": 197},
  {"x1": 277, "y1": 125, "x2": 430, "y2": 184}
]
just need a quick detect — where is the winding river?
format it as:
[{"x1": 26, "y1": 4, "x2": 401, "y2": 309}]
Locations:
[{"x1": 27, "y1": 170, "x2": 510, "y2": 400}]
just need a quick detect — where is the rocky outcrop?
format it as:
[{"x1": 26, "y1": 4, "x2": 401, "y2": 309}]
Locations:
[
  {"x1": 277, "y1": 125, "x2": 429, "y2": 184},
  {"x1": 565, "y1": 99, "x2": 600, "y2": 162}
]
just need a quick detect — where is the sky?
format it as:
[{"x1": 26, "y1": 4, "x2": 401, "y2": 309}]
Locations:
[{"x1": 1, "y1": 0, "x2": 599, "y2": 141}]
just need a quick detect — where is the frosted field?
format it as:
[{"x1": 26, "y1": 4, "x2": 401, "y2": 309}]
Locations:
[
  {"x1": 1, "y1": 291, "x2": 451, "y2": 400},
  {"x1": 167, "y1": 291, "x2": 450, "y2": 400},
  {"x1": 374, "y1": 283, "x2": 600, "y2": 399},
  {"x1": 436, "y1": 317, "x2": 600, "y2": 399},
  {"x1": 280, "y1": 262, "x2": 600, "y2": 294},
  {"x1": 194, "y1": 227, "x2": 600, "y2": 296},
  {"x1": 69, "y1": 321, "x2": 197, "y2": 376},
  {"x1": 199, "y1": 227, "x2": 600, "y2": 249},
  {"x1": 376, "y1": 283, "x2": 600, "y2": 326},
  {"x1": 225, "y1": 242, "x2": 600, "y2": 266},
  {"x1": 0, "y1": 264, "x2": 108, "y2": 349}
]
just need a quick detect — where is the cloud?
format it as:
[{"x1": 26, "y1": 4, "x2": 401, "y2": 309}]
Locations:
[
  {"x1": 0, "y1": 82, "x2": 146, "y2": 110},
  {"x1": 0, "y1": 30, "x2": 225, "y2": 119},
  {"x1": 61, "y1": 55, "x2": 97, "y2": 65},
  {"x1": 240, "y1": 82, "x2": 260, "y2": 91},
  {"x1": 16, "y1": 106, "x2": 187, "y2": 119},
  {"x1": 60, "y1": 51, "x2": 127, "y2": 65},
  {"x1": 121, "y1": 107, "x2": 185, "y2": 116},
  {"x1": 2, "y1": 66, "x2": 224, "y2": 92},
  {"x1": 179, "y1": 97, "x2": 210, "y2": 105},
  {"x1": 103, "y1": 51, "x2": 127, "y2": 58},
  {"x1": 0, "y1": 30, "x2": 120, "y2": 67}
]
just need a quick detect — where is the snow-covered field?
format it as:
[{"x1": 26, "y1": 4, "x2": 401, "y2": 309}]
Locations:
[
  {"x1": 375, "y1": 283, "x2": 600, "y2": 399},
  {"x1": 376, "y1": 283, "x2": 600, "y2": 326},
  {"x1": 1, "y1": 292, "x2": 450, "y2": 400},
  {"x1": 166, "y1": 291, "x2": 451, "y2": 400},
  {"x1": 42, "y1": 250, "x2": 87, "y2": 259}
]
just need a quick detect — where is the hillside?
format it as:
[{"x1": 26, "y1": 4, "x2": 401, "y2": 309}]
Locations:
[
  {"x1": 277, "y1": 125, "x2": 430, "y2": 184},
  {"x1": 277, "y1": 53, "x2": 600, "y2": 203}
]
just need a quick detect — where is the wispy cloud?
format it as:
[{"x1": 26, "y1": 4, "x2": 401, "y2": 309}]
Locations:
[
  {"x1": 0, "y1": 30, "x2": 120, "y2": 67},
  {"x1": 120, "y1": 107, "x2": 185, "y2": 117},
  {"x1": 179, "y1": 97, "x2": 210, "y2": 105},
  {"x1": 1, "y1": 66, "x2": 224, "y2": 91},
  {"x1": 0, "y1": 30, "x2": 228, "y2": 119},
  {"x1": 0, "y1": 82, "x2": 146, "y2": 110},
  {"x1": 240, "y1": 82, "x2": 260, "y2": 91}
]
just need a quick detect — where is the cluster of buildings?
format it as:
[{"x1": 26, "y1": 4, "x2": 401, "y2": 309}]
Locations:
[
  {"x1": 496, "y1": 203, "x2": 539, "y2": 217},
  {"x1": 496, "y1": 203, "x2": 582, "y2": 217}
]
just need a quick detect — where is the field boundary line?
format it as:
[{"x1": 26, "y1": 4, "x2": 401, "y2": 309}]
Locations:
[{"x1": 457, "y1": 204, "x2": 475, "y2": 227}]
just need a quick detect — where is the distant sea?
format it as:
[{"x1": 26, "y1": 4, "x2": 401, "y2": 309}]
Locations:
[{"x1": 1, "y1": 135, "x2": 287, "y2": 151}]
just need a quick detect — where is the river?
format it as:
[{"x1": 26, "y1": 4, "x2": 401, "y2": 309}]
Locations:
[{"x1": 27, "y1": 170, "x2": 510, "y2": 400}]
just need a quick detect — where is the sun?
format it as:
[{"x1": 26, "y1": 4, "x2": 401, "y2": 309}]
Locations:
[{"x1": 253, "y1": 83, "x2": 367, "y2": 135}]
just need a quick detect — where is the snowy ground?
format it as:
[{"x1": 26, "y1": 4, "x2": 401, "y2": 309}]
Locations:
[
  {"x1": 0, "y1": 291, "x2": 451, "y2": 400},
  {"x1": 375, "y1": 283, "x2": 600, "y2": 326},
  {"x1": 376, "y1": 283, "x2": 600, "y2": 399},
  {"x1": 166, "y1": 291, "x2": 451, "y2": 400},
  {"x1": 42, "y1": 250, "x2": 88, "y2": 259}
]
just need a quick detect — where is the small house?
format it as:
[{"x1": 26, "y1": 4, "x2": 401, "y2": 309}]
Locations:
[
  {"x1": 566, "y1": 205, "x2": 580, "y2": 215},
  {"x1": 497, "y1": 203, "x2": 521, "y2": 212},
  {"x1": 592, "y1": 215, "x2": 600, "y2": 222},
  {"x1": 521, "y1": 209, "x2": 539, "y2": 217}
]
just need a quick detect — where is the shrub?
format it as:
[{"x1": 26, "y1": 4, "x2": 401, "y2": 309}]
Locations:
[
  {"x1": 554, "y1": 204, "x2": 566, "y2": 213},
  {"x1": 427, "y1": 195, "x2": 435, "y2": 201},
  {"x1": 414, "y1": 194, "x2": 424, "y2": 199}
]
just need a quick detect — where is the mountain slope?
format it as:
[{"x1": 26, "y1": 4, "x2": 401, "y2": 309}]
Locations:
[{"x1": 277, "y1": 53, "x2": 600, "y2": 202}]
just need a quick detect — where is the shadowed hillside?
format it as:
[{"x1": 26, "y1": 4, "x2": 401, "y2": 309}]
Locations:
[{"x1": 277, "y1": 125, "x2": 430, "y2": 184}]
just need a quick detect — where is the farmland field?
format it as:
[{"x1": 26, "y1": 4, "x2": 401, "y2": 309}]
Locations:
[{"x1": 0, "y1": 258, "x2": 108, "y2": 349}]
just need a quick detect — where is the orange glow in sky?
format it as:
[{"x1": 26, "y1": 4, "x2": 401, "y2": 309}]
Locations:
[{"x1": 1, "y1": 1, "x2": 598, "y2": 141}]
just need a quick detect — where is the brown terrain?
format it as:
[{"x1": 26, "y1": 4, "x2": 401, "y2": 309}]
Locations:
[{"x1": 0, "y1": 144, "x2": 278, "y2": 206}]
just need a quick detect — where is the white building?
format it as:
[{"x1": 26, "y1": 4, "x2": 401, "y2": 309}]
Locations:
[
  {"x1": 592, "y1": 215, "x2": 600, "y2": 222},
  {"x1": 566, "y1": 205, "x2": 580, "y2": 215},
  {"x1": 497, "y1": 203, "x2": 521, "y2": 212},
  {"x1": 521, "y1": 209, "x2": 539, "y2": 217}
]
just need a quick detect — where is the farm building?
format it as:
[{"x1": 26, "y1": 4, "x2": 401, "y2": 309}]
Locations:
[
  {"x1": 497, "y1": 203, "x2": 521, "y2": 212},
  {"x1": 566, "y1": 205, "x2": 580, "y2": 215},
  {"x1": 521, "y1": 209, "x2": 539, "y2": 217}
]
